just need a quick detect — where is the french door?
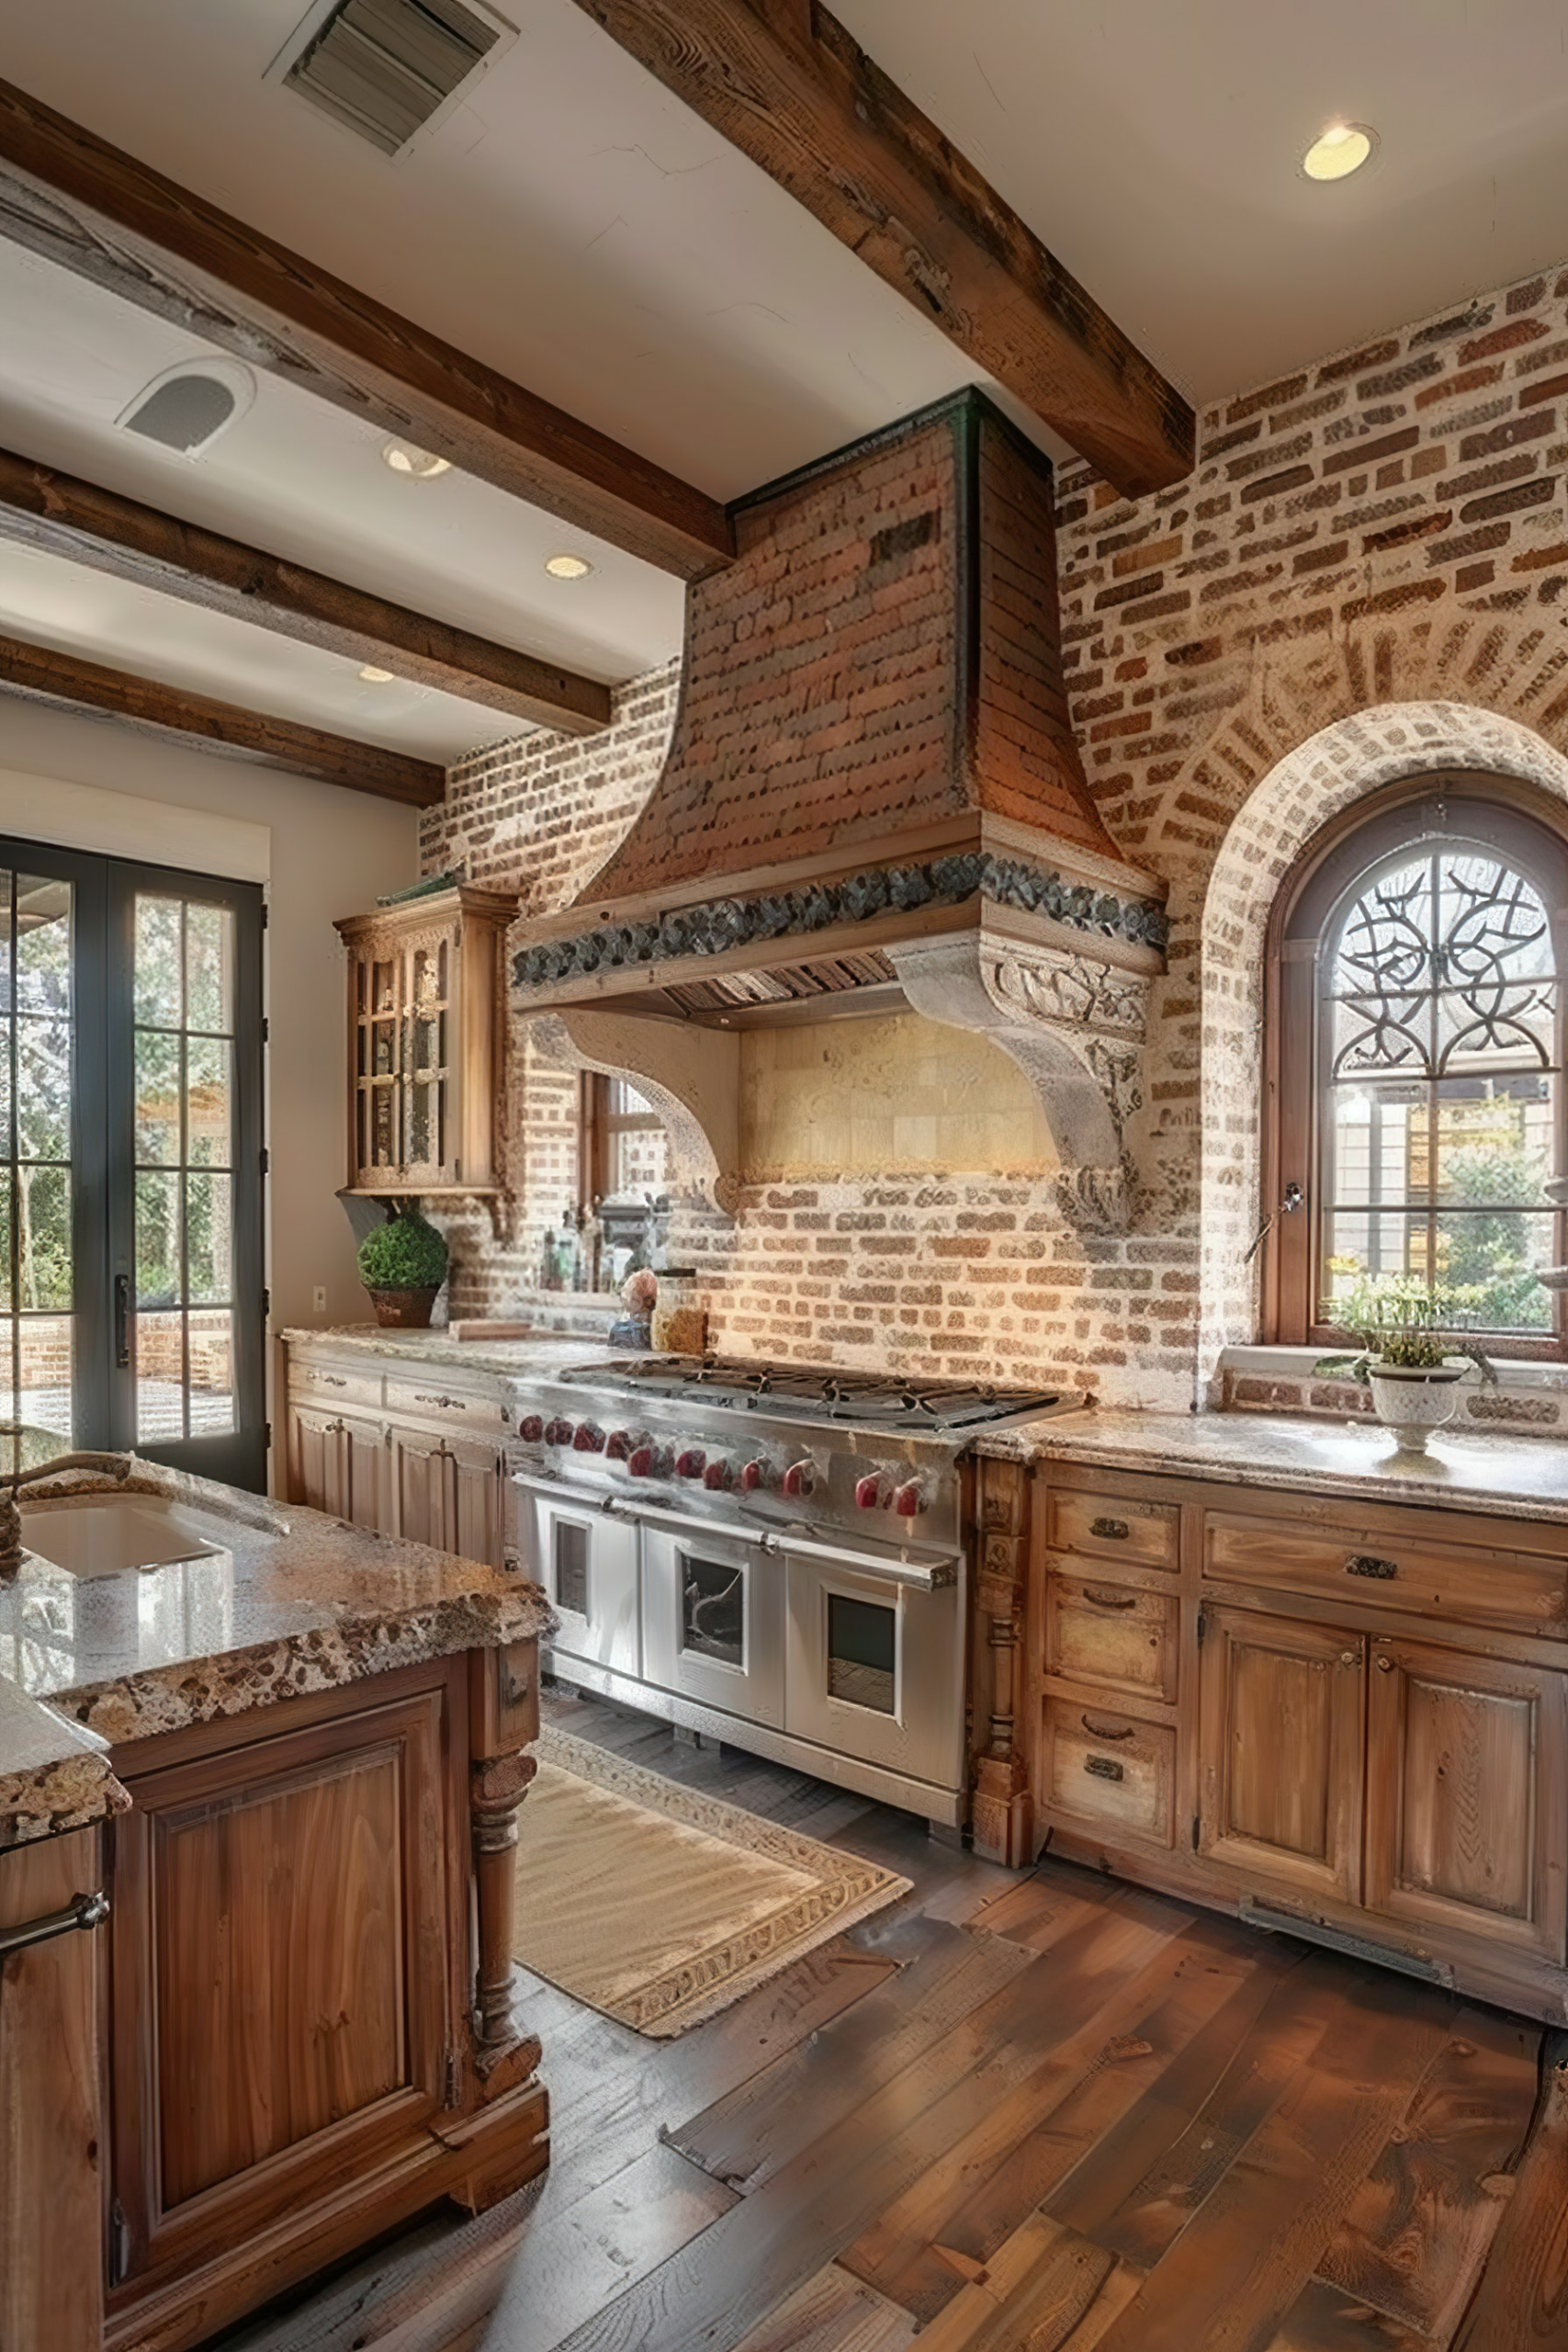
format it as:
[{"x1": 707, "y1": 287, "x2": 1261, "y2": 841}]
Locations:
[{"x1": 0, "y1": 841, "x2": 265, "y2": 1489}]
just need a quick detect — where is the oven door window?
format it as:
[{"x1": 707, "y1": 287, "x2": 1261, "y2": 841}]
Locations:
[
  {"x1": 827, "y1": 1591, "x2": 897, "y2": 1716},
  {"x1": 680, "y1": 1548, "x2": 746, "y2": 1670},
  {"x1": 553, "y1": 1518, "x2": 591, "y2": 1617}
]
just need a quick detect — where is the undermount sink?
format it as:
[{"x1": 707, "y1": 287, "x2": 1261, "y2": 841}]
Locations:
[{"x1": 22, "y1": 1497, "x2": 221, "y2": 1577}]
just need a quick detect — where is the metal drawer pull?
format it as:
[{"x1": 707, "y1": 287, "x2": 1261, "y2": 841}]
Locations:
[
  {"x1": 1090, "y1": 1516, "x2": 1131, "y2": 1541},
  {"x1": 1081, "y1": 1714, "x2": 1135, "y2": 1739},
  {"x1": 0, "y1": 1888, "x2": 109, "y2": 1959},
  {"x1": 1346, "y1": 1554, "x2": 1398, "y2": 1579},
  {"x1": 414, "y1": 1392, "x2": 460, "y2": 1411},
  {"x1": 1084, "y1": 1755, "x2": 1124, "y2": 1782},
  {"x1": 1083, "y1": 1586, "x2": 1137, "y2": 1611}
]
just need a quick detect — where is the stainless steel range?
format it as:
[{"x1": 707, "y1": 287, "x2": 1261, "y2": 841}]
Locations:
[{"x1": 508, "y1": 1358, "x2": 1081, "y2": 1827}]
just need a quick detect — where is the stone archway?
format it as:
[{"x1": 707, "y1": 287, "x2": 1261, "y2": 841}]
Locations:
[{"x1": 1191, "y1": 691, "x2": 1568, "y2": 1392}]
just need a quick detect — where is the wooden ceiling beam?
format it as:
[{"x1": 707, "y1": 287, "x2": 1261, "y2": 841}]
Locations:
[
  {"x1": 567, "y1": 0, "x2": 1195, "y2": 497},
  {"x1": 0, "y1": 76, "x2": 733, "y2": 582},
  {"x1": 0, "y1": 636, "x2": 445, "y2": 806},
  {"x1": 0, "y1": 447, "x2": 612, "y2": 735}
]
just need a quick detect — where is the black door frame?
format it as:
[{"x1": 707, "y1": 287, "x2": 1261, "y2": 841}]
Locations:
[{"x1": 0, "y1": 836, "x2": 267, "y2": 1490}]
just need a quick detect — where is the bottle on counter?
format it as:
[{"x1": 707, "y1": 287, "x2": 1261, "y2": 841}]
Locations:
[{"x1": 539, "y1": 1220, "x2": 560, "y2": 1292}]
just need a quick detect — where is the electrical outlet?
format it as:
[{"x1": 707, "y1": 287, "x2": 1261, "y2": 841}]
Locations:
[{"x1": 312, "y1": 1285, "x2": 328, "y2": 1315}]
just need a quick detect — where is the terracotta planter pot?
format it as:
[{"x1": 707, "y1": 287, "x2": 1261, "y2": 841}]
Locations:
[
  {"x1": 1366, "y1": 1363, "x2": 1468, "y2": 1454},
  {"x1": 367, "y1": 1284, "x2": 440, "y2": 1329}
]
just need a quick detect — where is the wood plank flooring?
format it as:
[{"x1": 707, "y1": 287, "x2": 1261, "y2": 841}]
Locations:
[{"x1": 219, "y1": 1688, "x2": 1568, "y2": 2352}]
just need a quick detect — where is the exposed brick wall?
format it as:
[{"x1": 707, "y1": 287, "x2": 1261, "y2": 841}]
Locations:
[{"x1": 423, "y1": 258, "x2": 1568, "y2": 1416}]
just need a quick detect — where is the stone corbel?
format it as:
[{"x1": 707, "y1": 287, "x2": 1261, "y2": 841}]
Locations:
[
  {"x1": 888, "y1": 929, "x2": 1151, "y2": 1236},
  {"x1": 530, "y1": 1009, "x2": 741, "y2": 1216}
]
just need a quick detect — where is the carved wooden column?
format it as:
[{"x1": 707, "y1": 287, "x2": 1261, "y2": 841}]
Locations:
[
  {"x1": 968, "y1": 1459, "x2": 1034, "y2": 1866},
  {"x1": 466, "y1": 1642, "x2": 542, "y2": 2102}
]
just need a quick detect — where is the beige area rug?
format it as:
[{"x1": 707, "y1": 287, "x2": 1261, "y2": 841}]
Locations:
[{"x1": 512, "y1": 1725, "x2": 910, "y2": 2037}]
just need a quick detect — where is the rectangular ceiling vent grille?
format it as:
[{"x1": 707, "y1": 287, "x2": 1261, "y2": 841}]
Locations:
[{"x1": 283, "y1": 0, "x2": 502, "y2": 154}]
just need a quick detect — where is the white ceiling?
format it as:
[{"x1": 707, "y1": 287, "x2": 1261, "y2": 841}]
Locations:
[{"x1": 2, "y1": 0, "x2": 1567, "y2": 759}]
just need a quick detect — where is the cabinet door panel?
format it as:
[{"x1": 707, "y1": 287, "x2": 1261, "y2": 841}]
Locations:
[
  {"x1": 287, "y1": 1405, "x2": 339, "y2": 1514},
  {"x1": 341, "y1": 1411, "x2": 389, "y2": 1533},
  {"x1": 392, "y1": 1428, "x2": 451, "y2": 1551},
  {"x1": 448, "y1": 1436, "x2": 504, "y2": 1568},
  {"x1": 109, "y1": 1681, "x2": 455, "y2": 2292},
  {"x1": 1199, "y1": 1606, "x2": 1364, "y2": 1903},
  {"x1": 1366, "y1": 1637, "x2": 1568, "y2": 1960}
]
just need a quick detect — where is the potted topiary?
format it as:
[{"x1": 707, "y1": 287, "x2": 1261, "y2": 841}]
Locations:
[
  {"x1": 1314, "y1": 1277, "x2": 1496, "y2": 1454},
  {"x1": 357, "y1": 1210, "x2": 448, "y2": 1329}
]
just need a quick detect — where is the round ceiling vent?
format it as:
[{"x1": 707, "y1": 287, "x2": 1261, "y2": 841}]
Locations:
[{"x1": 116, "y1": 358, "x2": 256, "y2": 458}]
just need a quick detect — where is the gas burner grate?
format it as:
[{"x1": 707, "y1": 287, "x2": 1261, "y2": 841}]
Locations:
[{"x1": 558, "y1": 1356, "x2": 1065, "y2": 1430}]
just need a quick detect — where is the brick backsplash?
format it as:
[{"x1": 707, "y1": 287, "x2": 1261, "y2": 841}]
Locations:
[{"x1": 423, "y1": 256, "x2": 1568, "y2": 1414}]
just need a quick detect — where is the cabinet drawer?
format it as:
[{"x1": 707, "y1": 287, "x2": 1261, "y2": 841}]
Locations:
[
  {"x1": 1047, "y1": 1487, "x2": 1178, "y2": 1570},
  {"x1": 1045, "y1": 1571, "x2": 1179, "y2": 1702},
  {"x1": 1041, "y1": 1699, "x2": 1176, "y2": 1847},
  {"x1": 384, "y1": 1374, "x2": 510, "y2": 1438},
  {"x1": 1204, "y1": 1511, "x2": 1568, "y2": 1638},
  {"x1": 287, "y1": 1357, "x2": 383, "y2": 1413}
]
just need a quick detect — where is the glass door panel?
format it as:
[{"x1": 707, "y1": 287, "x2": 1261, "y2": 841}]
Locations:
[
  {"x1": 130, "y1": 891, "x2": 240, "y2": 1447},
  {"x1": 114, "y1": 868, "x2": 261, "y2": 1487}
]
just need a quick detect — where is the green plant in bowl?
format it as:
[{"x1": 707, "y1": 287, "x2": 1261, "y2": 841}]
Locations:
[
  {"x1": 357, "y1": 1212, "x2": 448, "y2": 1329},
  {"x1": 1314, "y1": 1276, "x2": 1496, "y2": 1453}
]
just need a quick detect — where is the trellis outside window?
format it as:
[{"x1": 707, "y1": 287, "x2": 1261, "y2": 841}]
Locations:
[{"x1": 1262, "y1": 778, "x2": 1568, "y2": 1356}]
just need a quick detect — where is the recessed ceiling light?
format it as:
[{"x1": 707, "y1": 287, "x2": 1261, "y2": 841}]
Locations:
[
  {"x1": 544, "y1": 552, "x2": 594, "y2": 581},
  {"x1": 1303, "y1": 122, "x2": 1375, "y2": 182},
  {"x1": 381, "y1": 441, "x2": 452, "y2": 479},
  {"x1": 359, "y1": 664, "x2": 395, "y2": 684}
]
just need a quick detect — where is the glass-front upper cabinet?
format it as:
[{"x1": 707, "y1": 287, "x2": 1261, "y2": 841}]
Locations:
[{"x1": 335, "y1": 884, "x2": 514, "y2": 1198}]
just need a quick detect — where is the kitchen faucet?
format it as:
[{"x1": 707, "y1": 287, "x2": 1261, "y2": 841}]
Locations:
[{"x1": 0, "y1": 1451, "x2": 134, "y2": 1572}]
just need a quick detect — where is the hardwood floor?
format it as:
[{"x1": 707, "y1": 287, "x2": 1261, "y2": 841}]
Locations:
[{"x1": 219, "y1": 1687, "x2": 1568, "y2": 2352}]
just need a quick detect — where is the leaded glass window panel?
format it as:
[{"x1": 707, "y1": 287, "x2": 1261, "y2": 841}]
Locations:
[{"x1": 1319, "y1": 842, "x2": 1561, "y2": 1334}]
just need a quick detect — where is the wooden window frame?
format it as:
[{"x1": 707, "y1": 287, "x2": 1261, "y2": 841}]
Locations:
[
  {"x1": 576, "y1": 1073, "x2": 667, "y2": 1210},
  {"x1": 1261, "y1": 772, "x2": 1568, "y2": 1360}
]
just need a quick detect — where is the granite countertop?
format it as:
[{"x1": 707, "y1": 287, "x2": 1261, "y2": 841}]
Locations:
[
  {"x1": 0, "y1": 1461, "x2": 554, "y2": 1849},
  {"x1": 976, "y1": 1406, "x2": 1568, "y2": 1527},
  {"x1": 280, "y1": 1324, "x2": 619, "y2": 1380}
]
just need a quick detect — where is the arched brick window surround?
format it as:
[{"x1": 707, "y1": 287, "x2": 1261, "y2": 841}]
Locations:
[{"x1": 1196, "y1": 700, "x2": 1568, "y2": 1392}]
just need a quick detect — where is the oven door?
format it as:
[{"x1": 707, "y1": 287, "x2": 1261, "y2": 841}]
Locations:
[
  {"x1": 516, "y1": 1476, "x2": 640, "y2": 1677},
  {"x1": 783, "y1": 1534, "x2": 964, "y2": 1792},
  {"x1": 637, "y1": 1505, "x2": 784, "y2": 1728}
]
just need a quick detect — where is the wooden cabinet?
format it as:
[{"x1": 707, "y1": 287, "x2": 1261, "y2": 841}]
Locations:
[
  {"x1": 1364, "y1": 1635, "x2": 1568, "y2": 1962},
  {"x1": 1022, "y1": 1461, "x2": 1568, "y2": 2023},
  {"x1": 1197, "y1": 1606, "x2": 1365, "y2": 1905},
  {"x1": 108, "y1": 1678, "x2": 455, "y2": 2297},
  {"x1": 389, "y1": 1428, "x2": 505, "y2": 1564},
  {"x1": 283, "y1": 1344, "x2": 508, "y2": 1571},
  {"x1": 335, "y1": 883, "x2": 514, "y2": 1200},
  {"x1": 287, "y1": 1405, "x2": 387, "y2": 1528},
  {"x1": 102, "y1": 1649, "x2": 548, "y2": 2351}
]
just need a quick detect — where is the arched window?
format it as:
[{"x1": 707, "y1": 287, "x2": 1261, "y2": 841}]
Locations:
[{"x1": 1262, "y1": 777, "x2": 1568, "y2": 1356}]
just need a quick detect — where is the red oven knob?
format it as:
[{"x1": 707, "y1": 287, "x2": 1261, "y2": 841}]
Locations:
[
  {"x1": 572, "y1": 1420, "x2": 606, "y2": 1453},
  {"x1": 517, "y1": 1413, "x2": 544, "y2": 1443},
  {"x1": 604, "y1": 1428, "x2": 632, "y2": 1460},
  {"x1": 702, "y1": 1458, "x2": 733, "y2": 1490},
  {"x1": 739, "y1": 1458, "x2": 771, "y2": 1492},
  {"x1": 544, "y1": 1418, "x2": 574, "y2": 1447},
  {"x1": 674, "y1": 1446, "x2": 706, "y2": 1480},
  {"x1": 627, "y1": 1443, "x2": 669, "y2": 1479},
  {"x1": 855, "y1": 1473, "x2": 887, "y2": 1510},
  {"x1": 893, "y1": 1478, "x2": 926, "y2": 1518},
  {"x1": 782, "y1": 1459, "x2": 816, "y2": 1499}
]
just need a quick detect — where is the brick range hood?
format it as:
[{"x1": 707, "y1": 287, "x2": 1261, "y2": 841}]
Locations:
[{"x1": 513, "y1": 390, "x2": 1168, "y2": 1233}]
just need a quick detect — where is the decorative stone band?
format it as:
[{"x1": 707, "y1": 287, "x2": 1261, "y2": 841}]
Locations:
[{"x1": 513, "y1": 852, "x2": 1168, "y2": 992}]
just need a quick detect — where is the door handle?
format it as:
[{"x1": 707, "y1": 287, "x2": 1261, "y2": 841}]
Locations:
[
  {"x1": 114, "y1": 1272, "x2": 130, "y2": 1369},
  {"x1": 1082, "y1": 1586, "x2": 1137, "y2": 1611}
]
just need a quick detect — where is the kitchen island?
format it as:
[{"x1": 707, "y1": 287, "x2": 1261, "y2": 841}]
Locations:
[{"x1": 0, "y1": 1460, "x2": 554, "y2": 2352}]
